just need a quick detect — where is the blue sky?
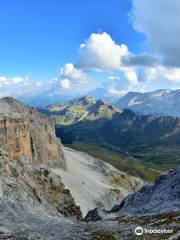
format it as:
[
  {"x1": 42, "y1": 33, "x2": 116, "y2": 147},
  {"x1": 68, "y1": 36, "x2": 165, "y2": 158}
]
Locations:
[
  {"x1": 0, "y1": 0, "x2": 144, "y2": 80},
  {"x1": 0, "y1": 0, "x2": 180, "y2": 98}
]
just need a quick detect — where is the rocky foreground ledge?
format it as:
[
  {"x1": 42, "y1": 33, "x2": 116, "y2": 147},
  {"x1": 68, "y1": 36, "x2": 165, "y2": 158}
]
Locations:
[
  {"x1": 84, "y1": 167, "x2": 180, "y2": 221},
  {"x1": 82, "y1": 168, "x2": 180, "y2": 240},
  {"x1": 0, "y1": 167, "x2": 179, "y2": 240}
]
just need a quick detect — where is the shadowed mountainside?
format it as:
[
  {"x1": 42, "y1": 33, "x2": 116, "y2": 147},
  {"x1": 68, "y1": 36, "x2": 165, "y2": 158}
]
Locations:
[{"x1": 56, "y1": 108, "x2": 180, "y2": 181}]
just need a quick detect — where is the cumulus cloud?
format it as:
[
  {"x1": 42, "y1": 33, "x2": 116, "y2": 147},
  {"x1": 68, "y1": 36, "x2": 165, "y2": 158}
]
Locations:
[
  {"x1": 140, "y1": 66, "x2": 180, "y2": 83},
  {"x1": 98, "y1": 74, "x2": 136, "y2": 97},
  {"x1": 76, "y1": 32, "x2": 158, "y2": 72},
  {"x1": 0, "y1": 76, "x2": 9, "y2": 85},
  {"x1": 60, "y1": 63, "x2": 87, "y2": 81},
  {"x1": 131, "y1": 0, "x2": 180, "y2": 67},
  {"x1": 59, "y1": 63, "x2": 89, "y2": 89},
  {"x1": 0, "y1": 75, "x2": 47, "y2": 98},
  {"x1": 11, "y1": 77, "x2": 25, "y2": 84},
  {"x1": 60, "y1": 79, "x2": 70, "y2": 89},
  {"x1": 76, "y1": 32, "x2": 131, "y2": 71},
  {"x1": 123, "y1": 69, "x2": 138, "y2": 84},
  {"x1": 75, "y1": 31, "x2": 143, "y2": 91},
  {"x1": 0, "y1": 76, "x2": 26, "y2": 85}
]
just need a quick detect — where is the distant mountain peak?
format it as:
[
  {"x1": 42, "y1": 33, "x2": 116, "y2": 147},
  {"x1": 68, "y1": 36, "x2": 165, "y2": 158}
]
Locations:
[
  {"x1": 1, "y1": 96, "x2": 16, "y2": 102},
  {"x1": 117, "y1": 89, "x2": 180, "y2": 117},
  {"x1": 122, "y1": 108, "x2": 136, "y2": 115},
  {"x1": 95, "y1": 99, "x2": 106, "y2": 106},
  {"x1": 0, "y1": 97, "x2": 34, "y2": 117},
  {"x1": 74, "y1": 96, "x2": 96, "y2": 106},
  {"x1": 38, "y1": 95, "x2": 120, "y2": 125},
  {"x1": 0, "y1": 97, "x2": 24, "y2": 106}
]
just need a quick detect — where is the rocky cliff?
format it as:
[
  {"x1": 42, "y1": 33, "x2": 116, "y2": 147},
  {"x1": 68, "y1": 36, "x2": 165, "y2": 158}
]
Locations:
[
  {"x1": 0, "y1": 97, "x2": 65, "y2": 166},
  {"x1": 0, "y1": 97, "x2": 82, "y2": 220},
  {"x1": 84, "y1": 167, "x2": 180, "y2": 222},
  {"x1": 82, "y1": 168, "x2": 180, "y2": 239},
  {"x1": 111, "y1": 167, "x2": 180, "y2": 215}
]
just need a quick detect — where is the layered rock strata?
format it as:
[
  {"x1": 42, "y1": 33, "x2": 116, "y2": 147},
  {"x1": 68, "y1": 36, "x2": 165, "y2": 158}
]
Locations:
[{"x1": 0, "y1": 97, "x2": 82, "y2": 219}]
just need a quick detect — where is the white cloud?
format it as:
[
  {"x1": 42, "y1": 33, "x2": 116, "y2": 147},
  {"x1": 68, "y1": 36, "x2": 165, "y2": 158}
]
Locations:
[
  {"x1": 58, "y1": 63, "x2": 89, "y2": 90},
  {"x1": 131, "y1": 0, "x2": 180, "y2": 67},
  {"x1": 123, "y1": 68, "x2": 138, "y2": 83},
  {"x1": 12, "y1": 77, "x2": 25, "y2": 84},
  {"x1": 75, "y1": 32, "x2": 139, "y2": 90},
  {"x1": 60, "y1": 63, "x2": 87, "y2": 81},
  {"x1": 35, "y1": 81, "x2": 46, "y2": 88},
  {"x1": 164, "y1": 68, "x2": 180, "y2": 82},
  {"x1": 0, "y1": 76, "x2": 9, "y2": 85},
  {"x1": 0, "y1": 76, "x2": 26, "y2": 86},
  {"x1": 99, "y1": 74, "x2": 136, "y2": 97},
  {"x1": 60, "y1": 79, "x2": 70, "y2": 89},
  {"x1": 76, "y1": 32, "x2": 131, "y2": 71},
  {"x1": 0, "y1": 64, "x2": 90, "y2": 98},
  {"x1": 141, "y1": 66, "x2": 180, "y2": 83},
  {"x1": 107, "y1": 88, "x2": 130, "y2": 96},
  {"x1": 0, "y1": 75, "x2": 48, "y2": 98}
]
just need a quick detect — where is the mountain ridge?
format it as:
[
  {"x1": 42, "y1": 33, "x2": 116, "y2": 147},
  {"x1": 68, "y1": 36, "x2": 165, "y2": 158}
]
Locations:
[
  {"x1": 56, "y1": 108, "x2": 180, "y2": 179},
  {"x1": 38, "y1": 96, "x2": 120, "y2": 125},
  {"x1": 117, "y1": 89, "x2": 180, "y2": 117},
  {"x1": 56, "y1": 108, "x2": 180, "y2": 146}
]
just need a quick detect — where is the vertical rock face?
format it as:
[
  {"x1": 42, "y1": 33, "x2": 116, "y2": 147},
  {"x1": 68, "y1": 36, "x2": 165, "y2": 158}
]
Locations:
[
  {"x1": 0, "y1": 97, "x2": 82, "y2": 219},
  {"x1": 0, "y1": 117, "x2": 32, "y2": 160},
  {"x1": 0, "y1": 97, "x2": 65, "y2": 167},
  {"x1": 29, "y1": 118, "x2": 64, "y2": 165}
]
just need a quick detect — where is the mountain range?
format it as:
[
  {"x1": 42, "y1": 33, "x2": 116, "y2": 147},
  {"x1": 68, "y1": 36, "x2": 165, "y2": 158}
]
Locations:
[
  {"x1": 88, "y1": 87, "x2": 120, "y2": 104},
  {"x1": 56, "y1": 107, "x2": 180, "y2": 177},
  {"x1": 17, "y1": 88, "x2": 180, "y2": 120},
  {"x1": 0, "y1": 97, "x2": 179, "y2": 240},
  {"x1": 117, "y1": 89, "x2": 180, "y2": 117},
  {"x1": 38, "y1": 96, "x2": 120, "y2": 125},
  {"x1": 56, "y1": 108, "x2": 180, "y2": 146}
]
